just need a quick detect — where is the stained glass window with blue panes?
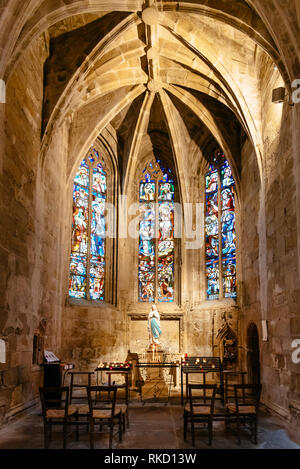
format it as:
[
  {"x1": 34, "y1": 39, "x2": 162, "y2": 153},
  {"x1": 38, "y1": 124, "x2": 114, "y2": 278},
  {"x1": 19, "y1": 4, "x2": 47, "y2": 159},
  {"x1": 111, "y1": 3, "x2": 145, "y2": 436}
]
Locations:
[
  {"x1": 205, "y1": 152, "x2": 236, "y2": 299},
  {"x1": 69, "y1": 148, "x2": 106, "y2": 300},
  {"x1": 139, "y1": 159, "x2": 175, "y2": 302}
]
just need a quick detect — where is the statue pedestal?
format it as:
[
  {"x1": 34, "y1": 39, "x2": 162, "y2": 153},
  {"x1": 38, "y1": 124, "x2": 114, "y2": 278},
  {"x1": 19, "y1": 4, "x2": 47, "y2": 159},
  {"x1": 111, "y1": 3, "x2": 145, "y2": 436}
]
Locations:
[
  {"x1": 141, "y1": 348, "x2": 168, "y2": 399},
  {"x1": 146, "y1": 349, "x2": 164, "y2": 379}
]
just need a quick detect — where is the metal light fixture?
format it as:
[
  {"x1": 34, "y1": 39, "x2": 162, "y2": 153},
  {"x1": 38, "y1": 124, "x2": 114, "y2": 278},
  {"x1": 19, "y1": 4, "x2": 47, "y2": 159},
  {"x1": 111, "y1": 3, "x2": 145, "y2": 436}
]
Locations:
[{"x1": 272, "y1": 87, "x2": 286, "y2": 103}]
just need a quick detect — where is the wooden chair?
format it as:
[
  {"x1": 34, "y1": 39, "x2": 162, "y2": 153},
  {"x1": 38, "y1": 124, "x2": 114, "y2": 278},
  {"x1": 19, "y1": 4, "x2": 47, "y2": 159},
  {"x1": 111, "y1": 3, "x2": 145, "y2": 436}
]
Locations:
[
  {"x1": 68, "y1": 371, "x2": 95, "y2": 432},
  {"x1": 225, "y1": 384, "x2": 261, "y2": 445},
  {"x1": 39, "y1": 386, "x2": 79, "y2": 449},
  {"x1": 184, "y1": 384, "x2": 217, "y2": 446},
  {"x1": 114, "y1": 383, "x2": 129, "y2": 432},
  {"x1": 87, "y1": 385, "x2": 122, "y2": 449},
  {"x1": 101, "y1": 372, "x2": 130, "y2": 432}
]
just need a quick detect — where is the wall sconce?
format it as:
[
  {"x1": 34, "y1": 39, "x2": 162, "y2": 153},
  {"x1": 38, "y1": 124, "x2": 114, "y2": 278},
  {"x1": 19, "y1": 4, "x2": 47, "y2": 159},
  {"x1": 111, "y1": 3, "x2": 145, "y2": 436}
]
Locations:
[
  {"x1": 0, "y1": 339, "x2": 6, "y2": 363},
  {"x1": 272, "y1": 87, "x2": 286, "y2": 103},
  {"x1": 261, "y1": 320, "x2": 268, "y2": 342}
]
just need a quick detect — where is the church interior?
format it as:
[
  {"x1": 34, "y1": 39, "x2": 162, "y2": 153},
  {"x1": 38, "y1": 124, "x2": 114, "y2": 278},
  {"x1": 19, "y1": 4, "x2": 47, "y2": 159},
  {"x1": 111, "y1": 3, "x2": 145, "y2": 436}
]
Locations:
[{"x1": 0, "y1": 0, "x2": 300, "y2": 450}]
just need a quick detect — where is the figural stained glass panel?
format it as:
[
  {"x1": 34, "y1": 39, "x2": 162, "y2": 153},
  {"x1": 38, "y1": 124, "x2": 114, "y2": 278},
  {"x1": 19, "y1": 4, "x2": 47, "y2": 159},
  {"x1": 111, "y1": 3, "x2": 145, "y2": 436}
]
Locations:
[
  {"x1": 69, "y1": 150, "x2": 106, "y2": 300},
  {"x1": 205, "y1": 154, "x2": 237, "y2": 300},
  {"x1": 205, "y1": 166, "x2": 219, "y2": 299},
  {"x1": 220, "y1": 159, "x2": 236, "y2": 298},
  {"x1": 139, "y1": 160, "x2": 175, "y2": 302}
]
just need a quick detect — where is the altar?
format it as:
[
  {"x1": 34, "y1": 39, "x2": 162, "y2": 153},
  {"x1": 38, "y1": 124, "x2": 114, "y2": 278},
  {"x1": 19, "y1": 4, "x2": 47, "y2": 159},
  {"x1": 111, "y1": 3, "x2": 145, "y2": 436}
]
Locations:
[{"x1": 136, "y1": 361, "x2": 179, "y2": 403}]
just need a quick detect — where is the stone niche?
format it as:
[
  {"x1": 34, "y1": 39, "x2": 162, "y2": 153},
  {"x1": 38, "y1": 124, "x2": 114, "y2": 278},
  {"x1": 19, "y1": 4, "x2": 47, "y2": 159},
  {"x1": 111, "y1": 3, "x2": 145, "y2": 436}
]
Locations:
[{"x1": 128, "y1": 314, "x2": 183, "y2": 354}]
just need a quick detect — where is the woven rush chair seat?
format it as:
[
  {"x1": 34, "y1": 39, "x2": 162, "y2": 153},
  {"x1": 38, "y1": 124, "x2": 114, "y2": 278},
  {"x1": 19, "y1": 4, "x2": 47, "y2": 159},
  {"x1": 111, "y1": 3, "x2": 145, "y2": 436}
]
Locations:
[
  {"x1": 46, "y1": 405, "x2": 78, "y2": 419},
  {"x1": 76, "y1": 404, "x2": 90, "y2": 414},
  {"x1": 92, "y1": 408, "x2": 122, "y2": 419},
  {"x1": 227, "y1": 404, "x2": 256, "y2": 414},
  {"x1": 184, "y1": 404, "x2": 211, "y2": 415}
]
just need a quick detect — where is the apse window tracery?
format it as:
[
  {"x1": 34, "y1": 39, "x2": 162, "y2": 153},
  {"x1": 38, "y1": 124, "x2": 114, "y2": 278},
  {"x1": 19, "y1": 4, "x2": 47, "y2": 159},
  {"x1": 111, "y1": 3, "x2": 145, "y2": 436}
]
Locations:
[
  {"x1": 69, "y1": 148, "x2": 107, "y2": 300},
  {"x1": 139, "y1": 159, "x2": 175, "y2": 303},
  {"x1": 205, "y1": 151, "x2": 236, "y2": 300}
]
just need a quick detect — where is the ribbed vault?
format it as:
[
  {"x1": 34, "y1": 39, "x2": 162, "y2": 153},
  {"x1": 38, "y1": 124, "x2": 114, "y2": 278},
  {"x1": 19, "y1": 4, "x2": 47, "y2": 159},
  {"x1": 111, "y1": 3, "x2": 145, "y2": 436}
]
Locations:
[{"x1": 1, "y1": 0, "x2": 294, "y2": 195}]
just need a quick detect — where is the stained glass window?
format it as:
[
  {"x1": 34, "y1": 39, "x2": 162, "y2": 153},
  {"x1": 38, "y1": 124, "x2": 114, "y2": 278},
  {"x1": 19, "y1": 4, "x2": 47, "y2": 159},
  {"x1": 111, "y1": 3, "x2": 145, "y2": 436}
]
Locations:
[
  {"x1": 205, "y1": 152, "x2": 236, "y2": 299},
  {"x1": 69, "y1": 148, "x2": 107, "y2": 300},
  {"x1": 139, "y1": 160, "x2": 175, "y2": 302}
]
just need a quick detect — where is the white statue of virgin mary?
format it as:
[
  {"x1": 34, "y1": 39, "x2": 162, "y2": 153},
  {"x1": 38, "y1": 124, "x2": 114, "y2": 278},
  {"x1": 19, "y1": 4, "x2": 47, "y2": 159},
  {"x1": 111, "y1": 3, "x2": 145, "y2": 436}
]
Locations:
[{"x1": 148, "y1": 304, "x2": 162, "y2": 348}]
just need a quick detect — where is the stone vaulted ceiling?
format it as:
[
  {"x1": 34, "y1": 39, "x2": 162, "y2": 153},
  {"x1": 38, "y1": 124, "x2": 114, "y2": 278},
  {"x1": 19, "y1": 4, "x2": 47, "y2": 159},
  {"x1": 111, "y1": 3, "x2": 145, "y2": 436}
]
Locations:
[{"x1": 1, "y1": 0, "x2": 296, "y2": 198}]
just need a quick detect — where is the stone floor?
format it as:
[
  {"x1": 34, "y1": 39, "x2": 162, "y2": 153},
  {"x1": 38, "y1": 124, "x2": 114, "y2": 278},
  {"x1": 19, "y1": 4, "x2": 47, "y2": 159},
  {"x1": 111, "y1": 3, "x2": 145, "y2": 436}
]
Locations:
[{"x1": 0, "y1": 399, "x2": 299, "y2": 450}]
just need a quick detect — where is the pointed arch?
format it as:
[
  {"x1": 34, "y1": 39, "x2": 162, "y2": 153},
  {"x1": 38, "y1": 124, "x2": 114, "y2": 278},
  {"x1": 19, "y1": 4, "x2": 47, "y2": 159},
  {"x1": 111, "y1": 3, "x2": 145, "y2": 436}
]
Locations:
[
  {"x1": 68, "y1": 137, "x2": 118, "y2": 304},
  {"x1": 138, "y1": 157, "x2": 177, "y2": 303},
  {"x1": 205, "y1": 150, "x2": 237, "y2": 300}
]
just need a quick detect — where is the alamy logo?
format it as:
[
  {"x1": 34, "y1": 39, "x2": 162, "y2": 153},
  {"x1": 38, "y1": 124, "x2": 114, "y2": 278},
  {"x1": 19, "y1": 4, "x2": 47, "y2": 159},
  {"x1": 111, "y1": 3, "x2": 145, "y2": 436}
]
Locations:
[
  {"x1": 0, "y1": 79, "x2": 5, "y2": 103},
  {"x1": 291, "y1": 339, "x2": 300, "y2": 364}
]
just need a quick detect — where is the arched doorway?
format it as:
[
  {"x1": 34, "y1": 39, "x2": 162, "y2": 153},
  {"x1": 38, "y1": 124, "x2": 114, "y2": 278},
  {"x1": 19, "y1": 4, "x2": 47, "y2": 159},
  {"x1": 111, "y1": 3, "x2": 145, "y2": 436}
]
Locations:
[{"x1": 247, "y1": 323, "x2": 260, "y2": 385}]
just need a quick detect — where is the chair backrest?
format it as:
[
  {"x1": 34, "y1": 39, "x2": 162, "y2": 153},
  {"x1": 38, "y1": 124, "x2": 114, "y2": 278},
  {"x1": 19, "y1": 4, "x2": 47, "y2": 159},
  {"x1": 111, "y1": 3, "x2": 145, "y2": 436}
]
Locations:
[
  {"x1": 87, "y1": 385, "x2": 117, "y2": 418},
  {"x1": 234, "y1": 384, "x2": 261, "y2": 411},
  {"x1": 69, "y1": 371, "x2": 95, "y2": 403},
  {"x1": 39, "y1": 386, "x2": 70, "y2": 418},
  {"x1": 223, "y1": 372, "x2": 247, "y2": 404},
  {"x1": 188, "y1": 384, "x2": 217, "y2": 415},
  {"x1": 224, "y1": 383, "x2": 235, "y2": 404}
]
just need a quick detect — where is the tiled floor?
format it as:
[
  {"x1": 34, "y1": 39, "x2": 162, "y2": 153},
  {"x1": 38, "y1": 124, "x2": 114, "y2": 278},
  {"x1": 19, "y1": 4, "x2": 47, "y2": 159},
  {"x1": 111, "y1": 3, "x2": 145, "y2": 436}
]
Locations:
[{"x1": 0, "y1": 400, "x2": 299, "y2": 450}]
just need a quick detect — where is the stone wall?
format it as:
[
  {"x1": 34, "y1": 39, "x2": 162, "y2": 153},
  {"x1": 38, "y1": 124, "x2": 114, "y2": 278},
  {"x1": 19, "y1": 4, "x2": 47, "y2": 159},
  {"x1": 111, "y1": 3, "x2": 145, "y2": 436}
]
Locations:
[
  {"x1": 0, "y1": 35, "x2": 50, "y2": 423},
  {"x1": 239, "y1": 66, "x2": 300, "y2": 440},
  {"x1": 0, "y1": 0, "x2": 299, "y2": 444}
]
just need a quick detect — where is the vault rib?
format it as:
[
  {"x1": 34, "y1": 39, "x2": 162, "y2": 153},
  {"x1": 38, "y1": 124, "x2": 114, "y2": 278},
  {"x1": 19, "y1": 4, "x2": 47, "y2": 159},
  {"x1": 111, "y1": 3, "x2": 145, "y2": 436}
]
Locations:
[
  {"x1": 163, "y1": 83, "x2": 240, "y2": 190},
  {"x1": 123, "y1": 90, "x2": 155, "y2": 195}
]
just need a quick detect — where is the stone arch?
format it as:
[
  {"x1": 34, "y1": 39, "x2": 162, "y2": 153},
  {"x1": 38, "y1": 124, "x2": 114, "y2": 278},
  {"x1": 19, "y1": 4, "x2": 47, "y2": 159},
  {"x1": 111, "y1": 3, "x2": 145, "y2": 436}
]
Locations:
[
  {"x1": 2, "y1": 0, "x2": 291, "y2": 86},
  {"x1": 66, "y1": 133, "x2": 120, "y2": 306}
]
